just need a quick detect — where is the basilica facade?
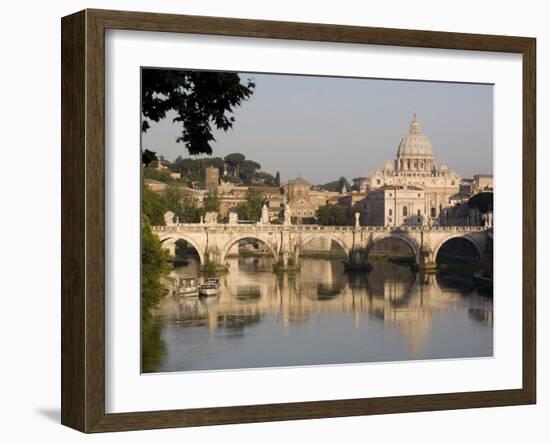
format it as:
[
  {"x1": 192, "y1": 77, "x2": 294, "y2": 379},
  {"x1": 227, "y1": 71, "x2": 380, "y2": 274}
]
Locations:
[{"x1": 365, "y1": 115, "x2": 461, "y2": 226}]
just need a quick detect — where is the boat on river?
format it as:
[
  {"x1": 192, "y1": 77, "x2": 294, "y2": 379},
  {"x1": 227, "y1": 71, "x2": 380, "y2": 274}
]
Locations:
[
  {"x1": 198, "y1": 278, "x2": 220, "y2": 296},
  {"x1": 173, "y1": 276, "x2": 199, "y2": 296}
]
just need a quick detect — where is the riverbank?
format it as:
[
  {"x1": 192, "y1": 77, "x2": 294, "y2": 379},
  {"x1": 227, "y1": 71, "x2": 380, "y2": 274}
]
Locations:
[
  {"x1": 301, "y1": 250, "x2": 347, "y2": 260},
  {"x1": 438, "y1": 257, "x2": 493, "y2": 296}
]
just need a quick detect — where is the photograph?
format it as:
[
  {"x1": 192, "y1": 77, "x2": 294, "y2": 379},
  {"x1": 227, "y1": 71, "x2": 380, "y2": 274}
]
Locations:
[{"x1": 140, "y1": 68, "x2": 494, "y2": 374}]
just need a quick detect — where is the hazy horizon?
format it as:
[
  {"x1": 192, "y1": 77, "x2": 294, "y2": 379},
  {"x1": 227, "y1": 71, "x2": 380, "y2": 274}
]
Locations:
[{"x1": 142, "y1": 71, "x2": 493, "y2": 185}]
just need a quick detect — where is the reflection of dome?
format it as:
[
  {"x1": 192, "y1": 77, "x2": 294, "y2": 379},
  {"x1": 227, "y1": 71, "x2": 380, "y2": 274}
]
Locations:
[{"x1": 396, "y1": 114, "x2": 434, "y2": 158}]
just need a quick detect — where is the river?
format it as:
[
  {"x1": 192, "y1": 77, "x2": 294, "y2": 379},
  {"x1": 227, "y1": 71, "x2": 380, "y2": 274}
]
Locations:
[{"x1": 142, "y1": 256, "x2": 493, "y2": 373}]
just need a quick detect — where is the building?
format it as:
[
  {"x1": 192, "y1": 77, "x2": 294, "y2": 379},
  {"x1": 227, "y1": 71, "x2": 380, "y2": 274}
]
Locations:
[
  {"x1": 217, "y1": 183, "x2": 248, "y2": 217},
  {"x1": 204, "y1": 166, "x2": 220, "y2": 192},
  {"x1": 285, "y1": 177, "x2": 317, "y2": 222},
  {"x1": 459, "y1": 178, "x2": 475, "y2": 196},
  {"x1": 365, "y1": 185, "x2": 426, "y2": 227},
  {"x1": 144, "y1": 178, "x2": 167, "y2": 193},
  {"x1": 367, "y1": 114, "x2": 460, "y2": 222},
  {"x1": 473, "y1": 174, "x2": 493, "y2": 193},
  {"x1": 154, "y1": 155, "x2": 168, "y2": 170}
]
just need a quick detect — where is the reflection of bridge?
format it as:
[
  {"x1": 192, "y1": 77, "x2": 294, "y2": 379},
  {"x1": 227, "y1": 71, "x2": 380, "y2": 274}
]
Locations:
[
  {"x1": 160, "y1": 260, "x2": 493, "y2": 359},
  {"x1": 152, "y1": 223, "x2": 491, "y2": 271}
]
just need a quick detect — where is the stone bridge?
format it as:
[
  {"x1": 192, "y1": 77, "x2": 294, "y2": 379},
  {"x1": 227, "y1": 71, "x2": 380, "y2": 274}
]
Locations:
[{"x1": 152, "y1": 222, "x2": 491, "y2": 272}]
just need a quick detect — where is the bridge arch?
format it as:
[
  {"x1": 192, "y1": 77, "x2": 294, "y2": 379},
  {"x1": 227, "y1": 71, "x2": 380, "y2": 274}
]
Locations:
[
  {"x1": 368, "y1": 233, "x2": 420, "y2": 264},
  {"x1": 299, "y1": 234, "x2": 350, "y2": 258},
  {"x1": 433, "y1": 233, "x2": 484, "y2": 263},
  {"x1": 159, "y1": 234, "x2": 206, "y2": 265},
  {"x1": 220, "y1": 234, "x2": 279, "y2": 264}
]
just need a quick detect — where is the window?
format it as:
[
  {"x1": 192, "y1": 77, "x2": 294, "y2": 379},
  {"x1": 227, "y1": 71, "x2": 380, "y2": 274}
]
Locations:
[
  {"x1": 376, "y1": 179, "x2": 381, "y2": 185},
  {"x1": 431, "y1": 207, "x2": 436, "y2": 217},
  {"x1": 403, "y1": 206, "x2": 408, "y2": 217},
  {"x1": 389, "y1": 209, "x2": 393, "y2": 216},
  {"x1": 417, "y1": 209, "x2": 421, "y2": 216}
]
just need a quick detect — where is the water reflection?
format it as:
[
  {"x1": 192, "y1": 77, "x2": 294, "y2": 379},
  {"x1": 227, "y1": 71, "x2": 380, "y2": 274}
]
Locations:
[{"x1": 143, "y1": 257, "x2": 493, "y2": 373}]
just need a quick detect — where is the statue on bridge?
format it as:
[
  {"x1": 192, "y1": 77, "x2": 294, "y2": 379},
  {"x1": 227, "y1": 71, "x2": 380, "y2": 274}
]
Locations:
[
  {"x1": 261, "y1": 203, "x2": 270, "y2": 225},
  {"x1": 163, "y1": 211, "x2": 175, "y2": 226},
  {"x1": 284, "y1": 202, "x2": 292, "y2": 226},
  {"x1": 483, "y1": 211, "x2": 493, "y2": 228},
  {"x1": 204, "y1": 211, "x2": 218, "y2": 224}
]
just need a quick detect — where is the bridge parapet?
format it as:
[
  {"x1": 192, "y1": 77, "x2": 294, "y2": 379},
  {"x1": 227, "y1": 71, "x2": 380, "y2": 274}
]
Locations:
[{"x1": 151, "y1": 223, "x2": 488, "y2": 233}]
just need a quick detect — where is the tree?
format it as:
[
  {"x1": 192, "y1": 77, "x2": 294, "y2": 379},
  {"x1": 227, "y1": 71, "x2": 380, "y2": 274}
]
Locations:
[
  {"x1": 141, "y1": 69, "x2": 255, "y2": 157},
  {"x1": 317, "y1": 204, "x2": 354, "y2": 226},
  {"x1": 239, "y1": 160, "x2": 261, "y2": 184},
  {"x1": 142, "y1": 183, "x2": 167, "y2": 225},
  {"x1": 253, "y1": 171, "x2": 276, "y2": 186},
  {"x1": 143, "y1": 167, "x2": 174, "y2": 183},
  {"x1": 320, "y1": 177, "x2": 350, "y2": 192},
  {"x1": 351, "y1": 177, "x2": 364, "y2": 192},
  {"x1": 142, "y1": 149, "x2": 158, "y2": 167},
  {"x1": 337, "y1": 176, "x2": 350, "y2": 193},
  {"x1": 203, "y1": 190, "x2": 220, "y2": 213},
  {"x1": 202, "y1": 157, "x2": 225, "y2": 177},
  {"x1": 275, "y1": 171, "x2": 281, "y2": 187},
  {"x1": 141, "y1": 215, "x2": 170, "y2": 312},
  {"x1": 179, "y1": 195, "x2": 202, "y2": 223},
  {"x1": 164, "y1": 183, "x2": 186, "y2": 218},
  {"x1": 468, "y1": 192, "x2": 493, "y2": 213},
  {"x1": 236, "y1": 188, "x2": 264, "y2": 221},
  {"x1": 224, "y1": 153, "x2": 245, "y2": 182}
]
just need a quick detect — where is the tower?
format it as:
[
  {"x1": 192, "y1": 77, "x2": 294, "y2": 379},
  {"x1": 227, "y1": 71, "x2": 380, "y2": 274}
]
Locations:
[{"x1": 205, "y1": 166, "x2": 219, "y2": 192}]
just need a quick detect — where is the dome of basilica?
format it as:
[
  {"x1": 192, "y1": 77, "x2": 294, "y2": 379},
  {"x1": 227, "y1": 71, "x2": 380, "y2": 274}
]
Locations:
[{"x1": 396, "y1": 114, "x2": 434, "y2": 158}]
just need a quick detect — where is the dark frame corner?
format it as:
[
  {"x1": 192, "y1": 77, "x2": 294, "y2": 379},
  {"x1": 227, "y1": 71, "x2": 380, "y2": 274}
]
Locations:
[{"x1": 61, "y1": 8, "x2": 536, "y2": 433}]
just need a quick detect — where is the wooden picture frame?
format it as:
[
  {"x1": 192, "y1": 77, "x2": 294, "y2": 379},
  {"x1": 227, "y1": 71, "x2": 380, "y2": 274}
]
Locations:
[{"x1": 61, "y1": 8, "x2": 536, "y2": 433}]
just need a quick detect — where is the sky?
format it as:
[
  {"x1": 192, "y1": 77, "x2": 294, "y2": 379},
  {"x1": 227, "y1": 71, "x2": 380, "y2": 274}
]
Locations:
[{"x1": 142, "y1": 71, "x2": 493, "y2": 185}]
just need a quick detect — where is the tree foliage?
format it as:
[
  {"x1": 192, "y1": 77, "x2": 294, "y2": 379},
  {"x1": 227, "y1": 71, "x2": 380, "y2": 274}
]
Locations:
[
  {"x1": 239, "y1": 160, "x2": 261, "y2": 184},
  {"x1": 141, "y1": 215, "x2": 170, "y2": 312},
  {"x1": 178, "y1": 195, "x2": 203, "y2": 223},
  {"x1": 142, "y1": 183, "x2": 167, "y2": 225},
  {"x1": 142, "y1": 149, "x2": 158, "y2": 167},
  {"x1": 317, "y1": 204, "x2": 354, "y2": 226},
  {"x1": 351, "y1": 177, "x2": 364, "y2": 192},
  {"x1": 253, "y1": 171, "x2": 277, "y2": 186},
  {"x1": 143, "y1": 167, "x2": 175, "y2": 183},
  {"x1": 320, "y1": 176, "x2": 350, "y2": 192},
  {"x1": 142, "y1": 181, "x2": 203, "y2": 224},
  {"x1": 468, "y1": 192, "x2": 493, "y2": 214},
  {"x1": 203, "y1": 190, "x2": 220, "y2": 213},
  {"x1": 236, "y1": 189, "x2": 264, "y2": 221},
  {"x1": 164, "y1": 183, "x2": 186, "y2": 218},
  {"x1": 141, "y1": 69, "x2": 255, "y2": 156},
  {"x1": 224, "y1": 153, "x2": 246, "y2": 181}
]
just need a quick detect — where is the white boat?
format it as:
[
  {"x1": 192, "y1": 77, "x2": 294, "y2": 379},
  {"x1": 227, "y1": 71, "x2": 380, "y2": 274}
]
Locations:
[
  {"x1": 174, "y1": 276, "x2": 199, "y2": 296},
  {"x1": 198, "y1": 278, "x2": 220, "y2": 296}
]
